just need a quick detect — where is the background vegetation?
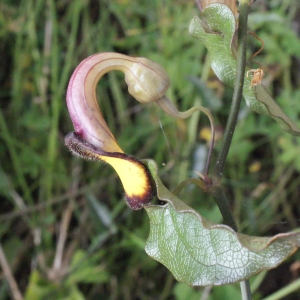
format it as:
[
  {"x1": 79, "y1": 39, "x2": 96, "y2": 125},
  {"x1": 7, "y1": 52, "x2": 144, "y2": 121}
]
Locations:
[{"x1": 1, "y1": 0, "x2": 300, "y2": 299}]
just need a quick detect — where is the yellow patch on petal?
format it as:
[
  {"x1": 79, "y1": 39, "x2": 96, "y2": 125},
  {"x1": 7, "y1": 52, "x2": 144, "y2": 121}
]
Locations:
[
  {"x1": 65, "y1": 132, "x2": 153, "y2": 210},
  {"x1": 101, "y1": 155, "x2": 153, "y2": 209}
]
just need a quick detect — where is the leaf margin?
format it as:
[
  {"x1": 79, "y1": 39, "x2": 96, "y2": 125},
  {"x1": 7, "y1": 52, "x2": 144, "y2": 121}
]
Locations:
[{"x1": 143, "y1": 159, "x2": 300, "y2": 286}]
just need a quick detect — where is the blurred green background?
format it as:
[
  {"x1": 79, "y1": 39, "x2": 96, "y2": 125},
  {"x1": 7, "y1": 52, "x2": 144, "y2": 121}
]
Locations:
[{"x1": 1, "y1": 0, "x2": 300, "y2": 299}]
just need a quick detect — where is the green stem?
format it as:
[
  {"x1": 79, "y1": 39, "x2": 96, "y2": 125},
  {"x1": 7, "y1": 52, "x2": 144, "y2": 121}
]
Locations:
[
  {"x1": 211, "y1": 0, "x2": 252, "y2": 299},
  {"x1": 213, "y1": 0, "x2": 250, "y2": 179},
  {"x1": 209, "y1": 185, "x2": 238, "y2": 231}
]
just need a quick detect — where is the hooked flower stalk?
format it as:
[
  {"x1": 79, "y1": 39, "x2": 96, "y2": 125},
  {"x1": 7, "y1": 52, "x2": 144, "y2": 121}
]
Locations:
[{"x1": 65, "y1": 52, "x2": 214, "y2": 209}]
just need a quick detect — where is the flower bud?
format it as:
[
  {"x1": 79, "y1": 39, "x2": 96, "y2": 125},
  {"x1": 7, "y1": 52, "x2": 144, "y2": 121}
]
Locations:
[{"x1": 125, "y1": 57, "x2": 170, "y2": 103}]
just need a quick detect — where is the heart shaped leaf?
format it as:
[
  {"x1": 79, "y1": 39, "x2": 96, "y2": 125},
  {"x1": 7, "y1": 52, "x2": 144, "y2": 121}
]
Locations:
[
  {"x1": 144, "y1": 159, "x2": 300, "y2": 286},
  {"x1": 189, "y1": 4, "x2": 300, "y2": 136}
]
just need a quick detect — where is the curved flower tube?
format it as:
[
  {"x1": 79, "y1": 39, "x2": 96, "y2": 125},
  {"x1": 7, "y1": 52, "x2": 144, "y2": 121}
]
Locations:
[{"x1": 65, "y1": 52, "x2": 214, "y2": 209}]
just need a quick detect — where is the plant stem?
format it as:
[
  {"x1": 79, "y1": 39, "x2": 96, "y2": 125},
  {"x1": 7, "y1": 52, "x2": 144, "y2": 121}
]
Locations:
[
  {"x1": 211, "y1": 0, "x2": 252, "y2": 299},
  {"x1": 0, "y1": 243, "x2": 23, "y2": 300},
  {"x1": 241, "y1": 281, "x2": 253, "y2": 300},
  {"x1": 209, "y1": 185, "x2": 238, "y2": 231},
  {"x1": 213, "y1": 0, "x2": 250, "y2": 180}
]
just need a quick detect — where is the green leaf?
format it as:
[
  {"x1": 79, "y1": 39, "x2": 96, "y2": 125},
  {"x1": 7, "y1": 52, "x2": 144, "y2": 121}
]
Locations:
[
  {"x1": 143, "y1": 159, "x2": 300, "y2": 286},
  {"x1": 67, "y1": 250, "x2": 109, "y2": 284},
  {"x1": 24, "y1": 271, "x2": 55, "y2": 300},
  {"x1": 189, "y1": 4, "x2": 300, "y2": 136},
  {"x1": 62, "y1": 285, "x2": 85, "y2": 300}
]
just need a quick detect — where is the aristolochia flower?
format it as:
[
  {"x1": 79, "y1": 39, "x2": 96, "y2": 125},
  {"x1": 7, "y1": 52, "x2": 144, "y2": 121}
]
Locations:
[{"x1": 65, "y1": 52, "x2": 214, "y2": 209}]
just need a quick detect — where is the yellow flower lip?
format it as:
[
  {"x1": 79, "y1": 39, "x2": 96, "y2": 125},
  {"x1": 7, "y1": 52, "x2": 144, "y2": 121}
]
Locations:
[{"x1": 65, "y1": 132, "x2": 154, "y2": 210}]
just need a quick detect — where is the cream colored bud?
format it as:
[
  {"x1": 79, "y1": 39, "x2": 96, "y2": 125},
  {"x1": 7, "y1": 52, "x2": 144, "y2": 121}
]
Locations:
[{"x1": 125, "y1": 58, "x2": 170, "y2": 103}]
